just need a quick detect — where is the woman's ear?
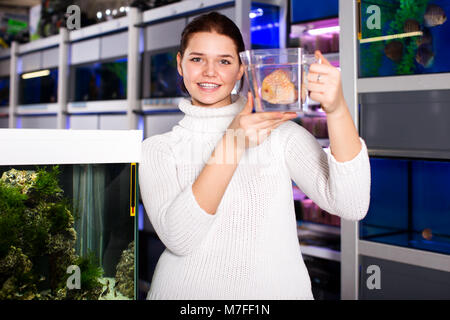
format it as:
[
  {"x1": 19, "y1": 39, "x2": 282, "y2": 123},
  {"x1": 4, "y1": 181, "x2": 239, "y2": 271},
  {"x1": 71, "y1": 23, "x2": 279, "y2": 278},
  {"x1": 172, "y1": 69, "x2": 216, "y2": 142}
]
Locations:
[
  {"x1": 176, "y1": 52, "x2": 183, "y2": 77},
  {"x1": 237, "y1": 63, "x2": 244, "y2": 81}
]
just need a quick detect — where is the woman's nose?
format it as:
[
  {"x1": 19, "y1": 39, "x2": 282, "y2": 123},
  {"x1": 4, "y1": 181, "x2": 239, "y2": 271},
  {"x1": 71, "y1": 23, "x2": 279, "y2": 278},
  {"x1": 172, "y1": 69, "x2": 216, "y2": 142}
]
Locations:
[{"x1": 203, "y1": 61, "x2": 216, "y2": 77}]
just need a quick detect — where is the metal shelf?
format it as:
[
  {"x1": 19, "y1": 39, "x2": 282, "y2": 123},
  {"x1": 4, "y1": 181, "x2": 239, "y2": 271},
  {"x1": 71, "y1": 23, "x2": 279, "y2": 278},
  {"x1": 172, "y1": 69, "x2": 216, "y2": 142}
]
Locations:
[
  {"x1": 299, "y1": 221, "x2": 340, "y2": 236},
  {"x1": 358, "y1": 73, "x2": 450, "y2": 93},
  {"x1": 359, "y1": 240, "x2": 450, "y2": 273},
  {"x1": 300, "y1": 244, "x2": 341, "y2": 262}
]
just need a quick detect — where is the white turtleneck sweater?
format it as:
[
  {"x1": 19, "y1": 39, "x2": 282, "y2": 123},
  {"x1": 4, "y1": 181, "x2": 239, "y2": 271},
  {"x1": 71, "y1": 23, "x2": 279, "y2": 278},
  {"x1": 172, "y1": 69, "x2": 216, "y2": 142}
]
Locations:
[{"x1": 139, "y1": 95, "x2": 371, "y2": 300}]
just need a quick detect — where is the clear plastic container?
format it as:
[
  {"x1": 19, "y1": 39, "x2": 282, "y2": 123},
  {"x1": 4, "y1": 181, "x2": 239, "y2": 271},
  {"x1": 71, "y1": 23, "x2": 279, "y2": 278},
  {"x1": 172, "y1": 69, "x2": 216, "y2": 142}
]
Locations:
[{"x1": 239, "y1": 48, "x2": 319, "y2": 113}]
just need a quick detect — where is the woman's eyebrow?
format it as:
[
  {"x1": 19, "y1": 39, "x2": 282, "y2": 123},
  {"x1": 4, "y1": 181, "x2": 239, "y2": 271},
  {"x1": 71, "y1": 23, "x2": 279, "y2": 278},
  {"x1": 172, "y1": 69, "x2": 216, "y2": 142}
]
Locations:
[{"x1": 188, "y1": 52, "x2": 235, "y2": 59}]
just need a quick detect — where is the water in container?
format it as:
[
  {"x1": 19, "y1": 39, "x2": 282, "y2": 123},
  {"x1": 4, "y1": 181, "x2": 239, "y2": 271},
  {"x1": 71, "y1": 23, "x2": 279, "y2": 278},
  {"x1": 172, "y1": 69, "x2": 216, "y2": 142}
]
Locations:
[{"x1": 240, "y1": 48, "x2": 319, "y2": 113}]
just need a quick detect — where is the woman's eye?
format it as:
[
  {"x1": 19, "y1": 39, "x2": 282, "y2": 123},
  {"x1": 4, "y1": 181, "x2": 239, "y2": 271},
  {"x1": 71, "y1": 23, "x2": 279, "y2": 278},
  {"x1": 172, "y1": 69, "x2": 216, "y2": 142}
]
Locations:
[
  {"x1": 220, "y1": 59, "x2": 231, "y2": 65},
  {"x1": 190, "y1": 57, "x2": 201, "y2": 62}
]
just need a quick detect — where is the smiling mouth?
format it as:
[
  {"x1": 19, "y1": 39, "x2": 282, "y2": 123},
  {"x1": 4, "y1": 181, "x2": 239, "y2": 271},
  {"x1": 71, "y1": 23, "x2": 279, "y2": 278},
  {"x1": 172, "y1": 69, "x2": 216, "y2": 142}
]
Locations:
[{"x1": 198, "y1": 82, "x2": 221, "y2": 89}]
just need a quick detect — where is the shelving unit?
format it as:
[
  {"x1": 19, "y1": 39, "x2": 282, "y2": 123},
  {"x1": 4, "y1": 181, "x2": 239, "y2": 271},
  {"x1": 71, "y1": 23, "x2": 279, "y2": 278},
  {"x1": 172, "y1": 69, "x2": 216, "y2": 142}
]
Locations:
[{"x1": 340, "y1": 0, "x2": 450, "y2": 300}]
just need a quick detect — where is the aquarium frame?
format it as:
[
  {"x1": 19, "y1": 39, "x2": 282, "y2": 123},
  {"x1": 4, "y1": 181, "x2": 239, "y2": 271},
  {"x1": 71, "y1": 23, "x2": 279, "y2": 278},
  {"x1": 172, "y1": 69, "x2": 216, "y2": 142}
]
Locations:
[
  {"x1": 359, "y1": 240, "x2": 450, "y2": 273},
  {"x1": 68, "y1": 56, "x2": 128, "y2": 103},
  {"x1": 0, "y1": 129, "x2": 142, "y2": 166},
  {"x1": 141, "y1": 46, "x2": 184, "y2": 100}
]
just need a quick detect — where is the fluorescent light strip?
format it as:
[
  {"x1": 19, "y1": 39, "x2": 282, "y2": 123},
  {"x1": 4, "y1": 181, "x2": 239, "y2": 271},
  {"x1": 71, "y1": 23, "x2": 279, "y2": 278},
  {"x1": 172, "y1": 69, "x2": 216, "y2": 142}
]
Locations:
[
  {"x1": 359, "y1": 31, "x2": 423, "y2": 44},
  {"x1": 308, "y1": 26, "x2": 340, "y2": 36},
  {"x1": 21, "y1": 69, "x2": 50, "y2": 79}
]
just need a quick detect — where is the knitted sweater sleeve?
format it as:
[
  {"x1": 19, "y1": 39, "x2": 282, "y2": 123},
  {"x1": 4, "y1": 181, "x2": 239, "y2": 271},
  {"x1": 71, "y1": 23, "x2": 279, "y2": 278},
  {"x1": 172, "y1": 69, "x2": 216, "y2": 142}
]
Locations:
[
  {"x1": 280, "y1": 121, "x2": 371, "y2": 221},
  {"x1": 139, "y1": 136, "x2": 217, "y2": 256}
]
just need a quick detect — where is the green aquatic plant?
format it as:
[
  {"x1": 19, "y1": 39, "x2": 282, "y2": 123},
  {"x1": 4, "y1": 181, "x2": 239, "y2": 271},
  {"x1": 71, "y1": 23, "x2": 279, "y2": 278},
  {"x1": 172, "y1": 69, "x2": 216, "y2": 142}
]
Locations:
[
  {"x1": 387, "y1": 0, "x2": 429, "y2": 75},
  {"x1": 0, "y1": 166, "x2": 104, "y2": 300}
]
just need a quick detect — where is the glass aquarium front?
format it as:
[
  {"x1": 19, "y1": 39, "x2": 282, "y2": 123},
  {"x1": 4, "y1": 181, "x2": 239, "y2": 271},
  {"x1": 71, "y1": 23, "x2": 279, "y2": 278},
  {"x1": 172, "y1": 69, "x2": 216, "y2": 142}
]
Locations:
[
  {"x1": 0, "y1": 76, "x2": 9, "y2": 106},
  {"x1": 70, "y1": 57, "x2": 127, "y2": 102},
  {"x1": 0, "y1": 129, "x2": 141, "y2": 300},
  {"x1": 141, "y1": 48, "x2": 185, "y2": 99},
  {"x1": 19, "y1": 68, "x2": 58, "y2": 105},
  {"x1": 359, "y1": 0, "x2": 450, "y2": 77},
  {"x1": 360, "y1": 157, "x2": 450, "y2": 255}
]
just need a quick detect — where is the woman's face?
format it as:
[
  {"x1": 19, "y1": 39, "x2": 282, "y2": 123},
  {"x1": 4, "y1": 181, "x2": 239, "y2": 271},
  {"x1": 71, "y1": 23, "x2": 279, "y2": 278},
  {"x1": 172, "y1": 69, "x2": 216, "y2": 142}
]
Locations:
[{"x1": 177, "y1": 32, "x2": 244, "y2": 108}]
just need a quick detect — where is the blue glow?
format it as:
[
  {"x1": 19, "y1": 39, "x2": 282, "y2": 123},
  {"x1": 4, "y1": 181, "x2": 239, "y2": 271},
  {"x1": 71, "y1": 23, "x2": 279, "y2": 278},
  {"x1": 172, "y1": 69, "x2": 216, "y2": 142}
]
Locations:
[
  {"x1": 138, "y1": 115, "x2": 145, "y2": 140},
  {"x1": 291, "y1": 0, "x2": 338, "y2": 23},
  {"x1": 251, "y1": 3, "x2": 280, "y2": 49},
  {"x1": 65, "y1": 115, "x2": 70, "y2": 129},
  {"x1": 16, "y1": 116, "x2": 22, "y2": 128},
  {"x1": 138, "y1": 203, "x2": 144, "y2": 231}
]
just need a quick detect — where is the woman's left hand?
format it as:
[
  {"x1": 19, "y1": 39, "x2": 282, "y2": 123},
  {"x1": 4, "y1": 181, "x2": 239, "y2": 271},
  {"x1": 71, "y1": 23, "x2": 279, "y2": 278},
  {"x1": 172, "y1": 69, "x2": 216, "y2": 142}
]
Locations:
[{"x1": 306, "y1": 50, "x2": 345, "y2": 115}]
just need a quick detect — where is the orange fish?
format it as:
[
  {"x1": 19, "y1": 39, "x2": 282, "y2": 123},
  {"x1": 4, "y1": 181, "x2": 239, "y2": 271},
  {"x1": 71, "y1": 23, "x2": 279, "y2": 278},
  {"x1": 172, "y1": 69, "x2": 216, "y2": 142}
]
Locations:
[{"x1": 261, "y1": 69, "x2": 297, "y2": 104}]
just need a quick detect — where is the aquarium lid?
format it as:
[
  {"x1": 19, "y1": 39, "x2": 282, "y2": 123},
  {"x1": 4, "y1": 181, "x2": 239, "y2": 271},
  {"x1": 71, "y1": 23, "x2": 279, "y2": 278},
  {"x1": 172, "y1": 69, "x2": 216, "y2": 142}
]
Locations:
[{"x1": 0, "y1": 129, "x2": 142, "y2": 165}]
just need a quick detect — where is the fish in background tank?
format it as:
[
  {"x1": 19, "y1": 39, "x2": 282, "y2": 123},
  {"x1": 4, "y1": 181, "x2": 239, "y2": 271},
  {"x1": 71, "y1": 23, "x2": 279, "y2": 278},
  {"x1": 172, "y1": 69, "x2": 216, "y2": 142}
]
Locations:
[
  {"x1": 0, "y1": 164, "x2": 136, "y2": 300},
  {"x1": 359, "y1": 0, "x2": 450, "y2": 77}
]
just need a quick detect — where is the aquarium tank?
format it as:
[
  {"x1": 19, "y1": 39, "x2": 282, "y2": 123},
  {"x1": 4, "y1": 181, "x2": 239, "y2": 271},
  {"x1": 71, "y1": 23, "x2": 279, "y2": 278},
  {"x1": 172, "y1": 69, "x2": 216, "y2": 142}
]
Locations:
[
  {"x1": 360, "y1": 157, "x2": 450, "y2": 255},
  {"x1": 19, "y1": 68, "x2": 58, "y2": 105},
  {"x1": 0, "y1": 76, "x2": 9, "y2": 106},
  {"x1": 70, "y1": 57, "x2": 127, "y2": 102},
  {"x1": 359, "y1": 0, "x2": 450, "y2": 77},
  {"x1": 141, "y1": 48, "x2": 185, "y2": 99},
  {"x1": 0, "y1": 129, "x2": 141, "y2": 300}
]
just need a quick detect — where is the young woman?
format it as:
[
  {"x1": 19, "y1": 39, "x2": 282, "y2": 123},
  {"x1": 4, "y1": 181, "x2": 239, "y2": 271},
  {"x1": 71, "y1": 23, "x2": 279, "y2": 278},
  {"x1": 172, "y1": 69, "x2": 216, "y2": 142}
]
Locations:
[{"x1": 139, "y1": 12, "x2": 370, "y2": 300}]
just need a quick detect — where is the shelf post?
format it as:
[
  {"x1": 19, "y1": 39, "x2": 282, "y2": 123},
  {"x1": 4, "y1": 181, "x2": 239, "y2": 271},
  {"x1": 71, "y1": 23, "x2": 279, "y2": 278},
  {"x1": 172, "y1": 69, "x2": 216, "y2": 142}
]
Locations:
[
  {"x1": 127, "y1": 7, "x2": 142, "y2": 130},
  {"x1": 339, "y1": 0, "x2": 360, "y2": 300}
]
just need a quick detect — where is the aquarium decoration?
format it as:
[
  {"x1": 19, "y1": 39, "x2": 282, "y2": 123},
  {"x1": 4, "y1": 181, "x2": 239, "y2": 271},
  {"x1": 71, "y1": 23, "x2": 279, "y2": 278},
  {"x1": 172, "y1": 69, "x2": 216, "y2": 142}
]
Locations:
[
  {"x1": 0, "y1": 167, "x2": 105, "y2": 300},
  {"x1": 114, "y1": 241, "x2": 134, "y2": 299}
]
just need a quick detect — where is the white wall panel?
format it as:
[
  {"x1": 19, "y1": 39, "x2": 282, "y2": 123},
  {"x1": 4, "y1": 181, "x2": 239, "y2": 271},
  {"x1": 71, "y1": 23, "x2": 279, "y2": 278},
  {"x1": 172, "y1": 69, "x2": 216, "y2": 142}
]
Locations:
[
  {"x1": 100, "y1": 32, "x2": 129, "y2": 59},
  {"x1": 42, "y1": 47, "x2": 59, "y2": 69},
  {"x1": 0, "y1": 59, "x2": 10, "y2": 76},
  {"x1": 145, "y1": 18, "x2": 185, "y2": 51},
  {"x1": 99, "y1": 114, "x2": 128, "y2": 130},
  {"x1": 70, "y1": 38, "x2": 101, "y2": 65},
  {"x1": 144, "y1": 113, "x2": 184, "y2": 138},
  {"x1": 20, "y1": 116, "x2": 57, "y2": 129},
  {"x1": 21, "y1": 52, "x2": 41, "y2": 72},
  {"x1": 69, "y1": 115, "x2": 99, "y2": 129}
]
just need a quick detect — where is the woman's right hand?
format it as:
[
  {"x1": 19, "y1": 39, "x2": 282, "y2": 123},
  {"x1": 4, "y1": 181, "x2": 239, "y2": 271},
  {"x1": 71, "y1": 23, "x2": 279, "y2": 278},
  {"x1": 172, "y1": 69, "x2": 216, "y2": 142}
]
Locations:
[{"x1": 227, "y1": 92, "x2": 298, "y2": 149}]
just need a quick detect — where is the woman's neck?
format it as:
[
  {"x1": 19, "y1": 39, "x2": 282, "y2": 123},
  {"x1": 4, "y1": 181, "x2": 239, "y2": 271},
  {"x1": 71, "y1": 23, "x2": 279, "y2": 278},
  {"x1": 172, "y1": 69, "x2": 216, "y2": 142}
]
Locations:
[{"x1": 191, "y1": 95, "x2": 232, "y2": 108}]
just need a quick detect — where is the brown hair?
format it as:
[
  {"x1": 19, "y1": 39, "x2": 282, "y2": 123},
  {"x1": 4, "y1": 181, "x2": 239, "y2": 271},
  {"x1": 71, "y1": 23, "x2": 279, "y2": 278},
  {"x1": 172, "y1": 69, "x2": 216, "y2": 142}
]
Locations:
[{"x1": 178, "y1": 11, "x2": 246, "y2": 94}]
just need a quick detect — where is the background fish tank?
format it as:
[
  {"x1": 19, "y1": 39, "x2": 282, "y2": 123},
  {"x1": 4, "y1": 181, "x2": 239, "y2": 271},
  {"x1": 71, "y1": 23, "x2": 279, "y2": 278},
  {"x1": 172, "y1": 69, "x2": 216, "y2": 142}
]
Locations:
[
  {"x1": 360, "y1": 157, "x2": 450, "y2": 255},
  {"x1": 0, "y1": 129, "x2": 142, "y2": 300},
  {"x1": 0, "y1": 76, "x2": 9, "y2": 106},
  {"x1": 70, "y1": 57, "x2": 127, "y2": 102},
  {"x1": 359, "y1": 0, "x2": 450, "y2": 77},
  {"x1": 19, "y1": 68, "x2": 58, "y2": 105},
  {"x1": 141, "y1": 48, "x2": 185, "y2": 99}
]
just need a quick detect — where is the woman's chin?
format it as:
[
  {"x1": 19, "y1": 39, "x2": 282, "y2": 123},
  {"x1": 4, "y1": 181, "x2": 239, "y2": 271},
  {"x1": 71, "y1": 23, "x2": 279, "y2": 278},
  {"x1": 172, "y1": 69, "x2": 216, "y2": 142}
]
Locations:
[{"x1": 192, "y1": 94, "x2": 230, "y2": 108}]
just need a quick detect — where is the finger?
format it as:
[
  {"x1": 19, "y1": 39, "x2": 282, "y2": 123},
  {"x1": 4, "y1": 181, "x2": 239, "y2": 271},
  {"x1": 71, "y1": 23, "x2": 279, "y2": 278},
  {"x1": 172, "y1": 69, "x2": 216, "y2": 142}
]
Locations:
[
  {"x1": 307, "y1": 72, "x2": 327, "y2": 83},
  {"x1": 255, "y1": 111, "x2": 285, "y2": 121},
  {"x1": 315, "y1": 50, "x2": 332, "y2": 67},
  {"x1": 241, "y1": 92, "x2": 254, "y2": 115},
  {"x1": 309, "y1": 91, "x2": 325, "y2": 103},
  {"x1": 306, "y1": 82, "x2": 327, "y2": 93},
  {"x1": 253, "y1": 118, "x2": 285, "y2": 129},
  {"x1": 309, "y1": 63, "x2": 333, "y2": 74}
]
